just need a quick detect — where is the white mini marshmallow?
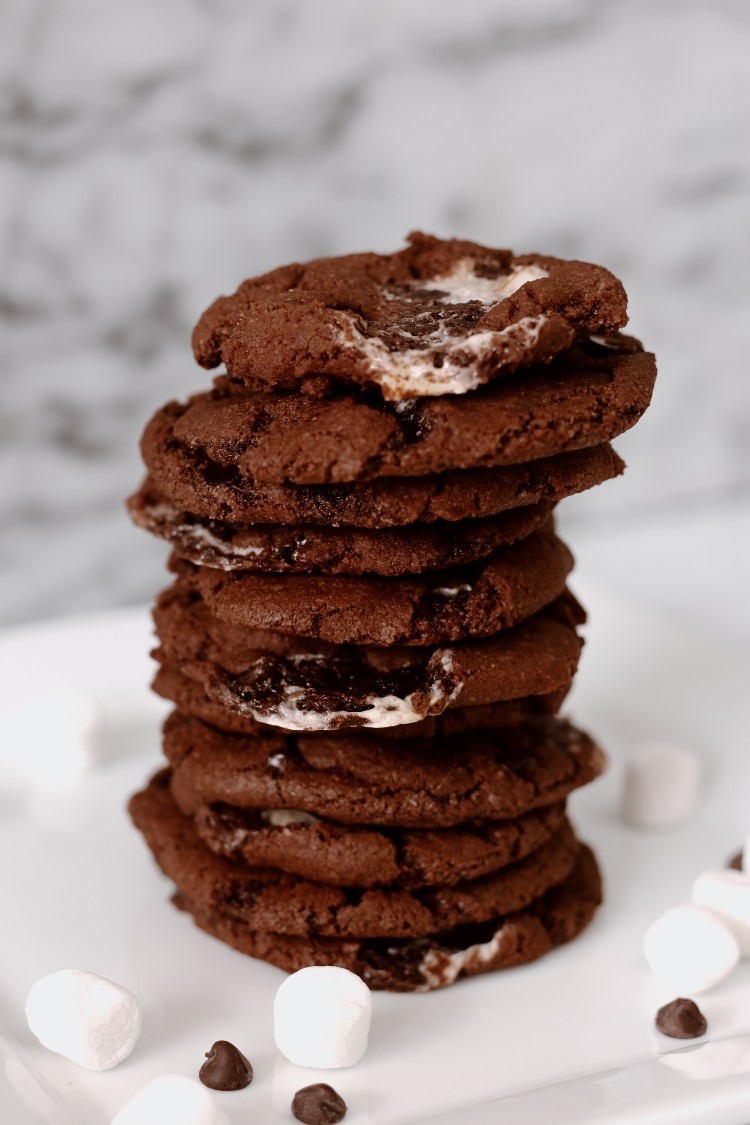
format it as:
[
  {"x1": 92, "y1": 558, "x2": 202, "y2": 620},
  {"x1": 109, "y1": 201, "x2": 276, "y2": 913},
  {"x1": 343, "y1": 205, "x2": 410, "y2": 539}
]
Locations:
[
  {"x1": 274, "y1": 966, "x2": 372, "y2": 1068},
  {"x1": 692, "y1": 870, "x2": 750, "y2": 955},
  {"x1": 643, "y1": 904, "x2": 739, "y2": 993},
  {"x1": 25, "y1": 969, "x2": 141, "y2": 1071},
  {"x1": 110, "y1": 1075, "x2": 230, "y2": 1125},
  {"x1": 620, "y1": 739, "x2": 701, "y2": 828}
]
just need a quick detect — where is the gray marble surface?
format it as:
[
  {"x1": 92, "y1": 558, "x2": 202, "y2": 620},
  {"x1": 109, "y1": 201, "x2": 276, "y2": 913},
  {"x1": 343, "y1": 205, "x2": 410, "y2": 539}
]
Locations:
[{"x1": 1, "y1": 0, "x2": 749, "y2": 626}]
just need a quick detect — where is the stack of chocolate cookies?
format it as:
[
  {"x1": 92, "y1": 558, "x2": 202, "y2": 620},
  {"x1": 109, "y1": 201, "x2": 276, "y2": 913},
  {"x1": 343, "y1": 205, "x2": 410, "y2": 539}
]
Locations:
[{"x1": 128, "y1": 234, "x2": 656, "y2": 991}]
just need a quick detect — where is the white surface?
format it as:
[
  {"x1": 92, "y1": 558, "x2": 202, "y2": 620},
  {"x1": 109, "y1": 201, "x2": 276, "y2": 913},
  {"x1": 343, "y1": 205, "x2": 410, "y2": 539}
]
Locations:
[
  {"x1": 1, "y1": 587, "x2": 750, "y2": 1124},
  {"x1": 274, "y1": 967, "x2": 371, "y2": 1069},
  {"x1": 559, "y1": 497, "x2": 750, "y2": 655},
  {"x1": 0, "y1": 693, "x2": 99, "y2": 785}
]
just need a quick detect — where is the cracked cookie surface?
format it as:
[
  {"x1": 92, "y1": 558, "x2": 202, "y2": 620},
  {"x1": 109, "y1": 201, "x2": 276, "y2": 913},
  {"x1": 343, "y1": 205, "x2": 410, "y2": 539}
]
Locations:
[
  {"x1": 177, "y1": 521, "x2": 573, "y2": 646},
  {"x1": 192, "y1": 232, "x2": 627, "y2": 400},
  {"x1": 154, "y1": 583, "x2": 585, "y2": 730},
  {"x1": 184, "y1": 796, "x2": 568, "y2": 889},
  {"x1": 152, "y1": 659, "x2": 569, "y2": 738},
  {"x1": 128, "y1": 481, "x2": 553, "y2": 575},
  {"x1": 178, "y1": 336, "x2": 653, "y2": 485},
  {"x1": 141, "y1": 396, "x2": 625, "y2": 526},
  {"x1": 130, "y1": 770, "x2": 582, "y2": 938},
  {"x1": 162, "y1": 712, "x2": 605, "y2": 829},
  {"x1": 180, "y1": 844, "x2": 602, "y2": 990}
]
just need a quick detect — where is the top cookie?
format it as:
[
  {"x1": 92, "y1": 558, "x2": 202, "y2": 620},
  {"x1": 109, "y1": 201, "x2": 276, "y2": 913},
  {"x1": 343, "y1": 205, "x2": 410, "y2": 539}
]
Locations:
[{"x1": 192, "y1": 232, "x2": 628, "y2": 400}]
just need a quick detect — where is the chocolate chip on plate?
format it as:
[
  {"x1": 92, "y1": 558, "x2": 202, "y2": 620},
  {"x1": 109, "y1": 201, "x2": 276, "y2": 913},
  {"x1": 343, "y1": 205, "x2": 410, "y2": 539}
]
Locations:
[
  {"x1": 727, "y1": 850, "x2": 743, "y2": 871},
  {"x1": 292, "y1": 1082, "x2": 348, "y2": 1124},
  {"x1": 199, "y1": 1039, "x2": 253, "y2": 1090},
  {"x1": 655, "y1": 998, "x2": 708, "y2": 1039}
]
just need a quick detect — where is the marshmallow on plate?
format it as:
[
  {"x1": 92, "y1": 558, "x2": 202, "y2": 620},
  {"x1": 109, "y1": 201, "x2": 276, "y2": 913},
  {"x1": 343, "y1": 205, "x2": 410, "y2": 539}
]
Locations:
[
  {"x1": 692, "y1": 870, "x2": 750, "y2": 956},
  {"x1": 620, "y1": 739, "x2": 701, "y2": 829},
  {"x1": 643, "y1": 904, "x2": 739, "y2": 993},
  {"x1": 274, "y1": 966, "x2": 372, "y2": 1068},
  {"x1": 25, "y1": 969, "x2": 141, "y2": 1071},
  {"x1": 111, "y1": 1075, "x2": 230, "y2": 1125}
]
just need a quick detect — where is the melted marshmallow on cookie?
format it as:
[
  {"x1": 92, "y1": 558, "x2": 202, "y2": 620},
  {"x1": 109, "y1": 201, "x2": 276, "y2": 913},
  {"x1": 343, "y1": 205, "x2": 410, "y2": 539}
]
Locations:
[
  {"x1": 343, "y1": 317, "x2": 547, "y2": 399},
  {"x1": 338, "y1": 259, "x2": 550, "y2": 399},
  {"x1": 417, "y1": 261, "x2": 549, "y2": 304},
  {"x1": 236, "y1": 650, "x2": 461, "y2": 732}
]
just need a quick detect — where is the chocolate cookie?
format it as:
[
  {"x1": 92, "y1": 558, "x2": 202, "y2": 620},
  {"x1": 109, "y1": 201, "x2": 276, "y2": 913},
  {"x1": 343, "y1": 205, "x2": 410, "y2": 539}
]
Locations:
[
  {"x1": 179, "y1": 338, "x2": 653, "y2": 485},
  {"x1": 203, "y1": 622, "x2": 582, "y2": 732},
  {"x1": 130, "y1": 771, "x2": 582, "y2": 938},
  {"x1": 141, "y1": 395, "x2": 625, "y2": 526},
  {"x1": 129, "y1": 481, "x2": 554, "y2": 576},
  {"x1": 186, "y1": 794, "x2": 568, "y2": 889},
  {"x1": 192, "y1": 232, "x2": 627, "y2": 399},
  {"x1": 154, "y1": 583, "x2": 584, "y2": 730},
  {"x1": 163, "y1": 712, "x2": 605, "y2": 829},
  {"x1": 152, "y1": 661, "x2": 569, "y2": 738},
  {"x1": 179, "y1": 522, "x2": 573, "y2": 646},
  {"x1": 179, "y1": 845, "x2": 602, "y2": 991}
]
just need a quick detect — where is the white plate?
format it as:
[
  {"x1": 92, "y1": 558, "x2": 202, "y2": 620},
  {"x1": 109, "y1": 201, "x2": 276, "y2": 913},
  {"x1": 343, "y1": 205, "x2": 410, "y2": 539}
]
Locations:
[{"x1": 2, "y1": 585, "x2": 750, "y2": 1125}]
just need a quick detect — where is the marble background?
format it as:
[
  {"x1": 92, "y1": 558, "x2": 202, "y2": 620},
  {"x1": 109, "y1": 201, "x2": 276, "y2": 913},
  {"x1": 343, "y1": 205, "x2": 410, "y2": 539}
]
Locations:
[{"x1": 2, "y1": 0, "x2": 749, "y2": 627}]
